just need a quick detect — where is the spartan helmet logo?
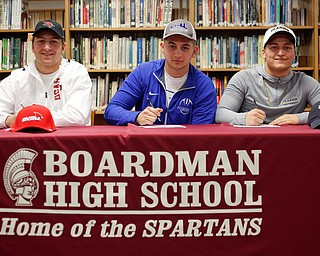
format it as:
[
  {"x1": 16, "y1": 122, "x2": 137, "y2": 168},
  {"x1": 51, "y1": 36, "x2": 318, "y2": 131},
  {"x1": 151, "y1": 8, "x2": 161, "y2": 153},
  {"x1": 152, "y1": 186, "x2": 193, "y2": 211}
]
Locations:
[{"x1": 3, "y1": 148, "x2": 39, "y2": 206}]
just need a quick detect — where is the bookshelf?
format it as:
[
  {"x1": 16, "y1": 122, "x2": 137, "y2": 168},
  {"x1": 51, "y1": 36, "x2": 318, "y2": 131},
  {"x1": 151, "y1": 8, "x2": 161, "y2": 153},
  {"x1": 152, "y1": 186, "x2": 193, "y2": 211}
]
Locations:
[{"x1": 0, "y1": 0, "x2": 319, "y2": 125}]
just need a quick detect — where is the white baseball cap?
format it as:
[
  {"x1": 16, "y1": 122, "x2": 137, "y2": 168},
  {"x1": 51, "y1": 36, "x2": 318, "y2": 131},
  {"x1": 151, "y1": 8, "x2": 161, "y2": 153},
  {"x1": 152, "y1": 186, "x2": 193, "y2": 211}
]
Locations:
[
  {"x1": 163, "y1": 19, "x2": 197, "y2": 41},
  {"x1": 263, "y1": 25, "x2": 296, "y2": 48}
]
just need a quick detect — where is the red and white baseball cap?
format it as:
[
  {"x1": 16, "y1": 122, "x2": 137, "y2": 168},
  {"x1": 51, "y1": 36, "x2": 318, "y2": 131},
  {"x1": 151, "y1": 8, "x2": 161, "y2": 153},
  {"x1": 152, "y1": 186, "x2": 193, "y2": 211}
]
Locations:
[{"x1": 10, "y1": 104, "x2": 56, "y2": 132}]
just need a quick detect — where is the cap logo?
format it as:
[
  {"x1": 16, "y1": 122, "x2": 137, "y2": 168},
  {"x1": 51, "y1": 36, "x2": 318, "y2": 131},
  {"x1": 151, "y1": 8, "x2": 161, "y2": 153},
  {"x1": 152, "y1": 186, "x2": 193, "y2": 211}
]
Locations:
[
  {"x1": 263, "y1": 25, "x2": 296, "y2": 48},
  {"x1": 169, "y1": 21, "x2": 189, "y2": 32},
  {"x1": 271, "y1": 25, "x2": 290, "y2": 32},
  {"x1": 22, "y1": 112, "x2": 43, "y2": 123},
  {"x1": 43, "y1": 21, "x2": 55, "y2": 28}
]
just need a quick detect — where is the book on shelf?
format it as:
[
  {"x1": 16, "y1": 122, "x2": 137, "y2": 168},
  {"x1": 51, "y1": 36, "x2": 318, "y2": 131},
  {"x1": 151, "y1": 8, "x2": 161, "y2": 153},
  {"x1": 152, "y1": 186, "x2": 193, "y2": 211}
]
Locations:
[
  {"x1": 8, "y1": 36, "x2": 13, "y2": 69},
  {"x1": 89, "y1": 0, "x2": 94, "y2": 27},
  {"x1": 96, "y1": 76, "x2": 103, "y2": 111},
  {"x1": 70, "y1": 0, "x2": 75, "y2": 27},
  {"x1": 119, "y1": 0, "x2": 124, "y2": 27},
  {"x1": 130, "y1": 0, "x2": 136, "y2": 27},
  {"x1": 139, "y1": 0, "x2": 144, "y2": 27},
  {"x1": 121, "y1": 37, "x2": 127, "y2": 69},
  {"x1": 132, "y1": 39, "x2": 137, "y2": 69},
  {"x1": 137, "y1": 37, "x2": 143, "y2": 66},
  {"x1": 99, "y1": 75, "x2": 106, "y2": 109},
  {"x1": 110, "y1": 80, "x2": 119, "y2": 101},
  {"x1": 196, "y1": 0, "x2": 203, "y2": 26},
  {"x1": 106, "y1": 39, "x2": 112, "y2": 69},
  {"x1": 112, "y1": 34, "x2": 119, "y2": 69},
  {"x1": 91, "y1": 76, "x2": 98, "y2": 110},
  {"x1": 13, "y1": 37, "x2": 21, "y2": 69},
  {"x1": 1, "y1": 38, "x2": 8, "y2": 70}
]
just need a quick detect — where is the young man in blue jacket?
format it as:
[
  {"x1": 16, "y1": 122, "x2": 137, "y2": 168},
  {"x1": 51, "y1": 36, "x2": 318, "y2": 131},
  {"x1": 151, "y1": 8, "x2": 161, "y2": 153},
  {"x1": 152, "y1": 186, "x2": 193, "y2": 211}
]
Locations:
[{"x1": 104, "y1": 19, "x2": 216, "y2": 126}]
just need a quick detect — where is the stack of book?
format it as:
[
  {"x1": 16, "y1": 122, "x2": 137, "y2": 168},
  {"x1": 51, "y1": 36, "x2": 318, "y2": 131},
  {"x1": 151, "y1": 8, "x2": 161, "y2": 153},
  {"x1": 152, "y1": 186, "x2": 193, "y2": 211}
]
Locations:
[
  {"x1": 0, "y1": 0, "x2": 28, "y2": 29},
  {"x1": 0, "y1": 33, "x2": 34, "y2": 70},
  {"x1": 91, "y1": 74, "x2": 127, "y2": 111},
  {"x1": 196, "y1": 33, "x2": 301, "y2": 69},
  {"x1": 70, "y1": 0, "x2": 174, "y2": 28},
  {"x1": 71, "y1": 33, "x2": 163, "y2": 70},
  {"x1": 194, "y1": 0, "x2": 306, "y2": 27}
]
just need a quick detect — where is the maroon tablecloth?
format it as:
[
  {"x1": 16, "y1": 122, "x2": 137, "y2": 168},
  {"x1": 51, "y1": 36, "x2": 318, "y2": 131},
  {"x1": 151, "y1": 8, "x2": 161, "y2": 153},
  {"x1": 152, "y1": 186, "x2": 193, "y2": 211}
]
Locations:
[{"x1": 1, "y1": 124, "x2": 319, "y2": 256}]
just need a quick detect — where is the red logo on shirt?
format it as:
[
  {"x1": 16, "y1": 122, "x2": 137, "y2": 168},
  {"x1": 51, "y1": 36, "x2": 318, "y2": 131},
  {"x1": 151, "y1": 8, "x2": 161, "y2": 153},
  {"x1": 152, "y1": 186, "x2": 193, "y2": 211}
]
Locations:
[{"x1": 53, "y1": 78, "x2": 62, "y2": 100}]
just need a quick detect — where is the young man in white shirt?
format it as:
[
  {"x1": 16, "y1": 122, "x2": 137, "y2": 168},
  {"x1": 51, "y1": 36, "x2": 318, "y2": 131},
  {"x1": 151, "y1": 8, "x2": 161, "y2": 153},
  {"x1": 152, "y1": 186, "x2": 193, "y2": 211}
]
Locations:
[{"x1": 0, "y1": 20, "x2": 92, "y2": 128}]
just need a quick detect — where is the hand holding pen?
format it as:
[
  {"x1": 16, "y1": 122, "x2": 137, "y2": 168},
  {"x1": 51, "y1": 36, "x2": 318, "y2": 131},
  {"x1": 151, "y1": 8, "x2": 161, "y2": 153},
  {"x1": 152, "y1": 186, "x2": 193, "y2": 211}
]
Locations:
[
  {"x1": 245, "y1": 99, "x2": 266, "y2": 125},
  {"x1": 146, "y1": 98, "x2": 162, "y2": 122},
  {"x1": 136, "y1": 98, "x2": 163, "y2": 126}
]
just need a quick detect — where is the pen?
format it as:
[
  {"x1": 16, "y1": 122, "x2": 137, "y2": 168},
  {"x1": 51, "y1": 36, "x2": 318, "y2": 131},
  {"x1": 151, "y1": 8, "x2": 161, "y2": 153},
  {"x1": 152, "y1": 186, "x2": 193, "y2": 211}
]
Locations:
[{"x1": 146, "y1": 98, "x2": 162, "y2": 122}]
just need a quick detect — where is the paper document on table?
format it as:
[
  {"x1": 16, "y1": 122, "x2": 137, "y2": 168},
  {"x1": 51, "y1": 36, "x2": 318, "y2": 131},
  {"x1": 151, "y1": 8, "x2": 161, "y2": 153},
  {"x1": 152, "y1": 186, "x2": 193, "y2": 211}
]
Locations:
[
  {"x1": 140, "y1": 125, "x2": 186, "y2": 128},
  {"x1": 233, "y1": 124, "x2": 280, "y2": 128}
]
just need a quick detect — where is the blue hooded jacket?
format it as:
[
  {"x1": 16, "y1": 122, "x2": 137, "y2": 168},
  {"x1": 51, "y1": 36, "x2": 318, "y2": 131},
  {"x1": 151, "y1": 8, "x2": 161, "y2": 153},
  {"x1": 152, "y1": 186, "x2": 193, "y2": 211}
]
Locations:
[{"x1": 104, "y1": 59, "x2": 216, "y2": 125}]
